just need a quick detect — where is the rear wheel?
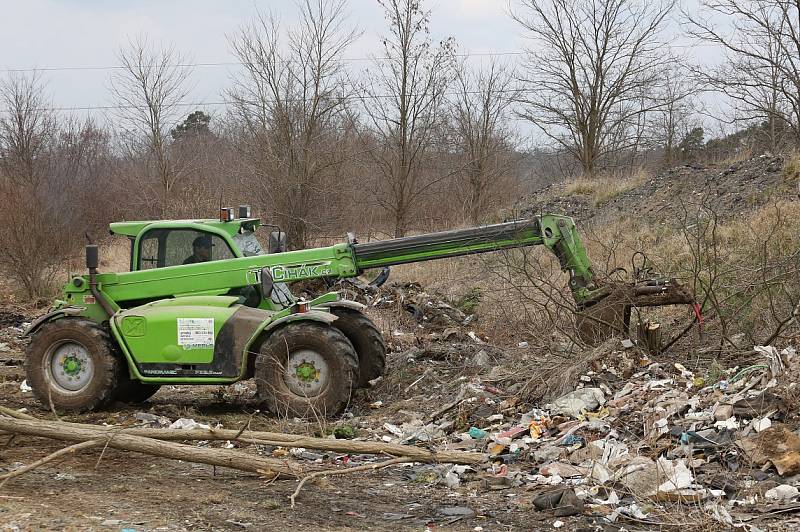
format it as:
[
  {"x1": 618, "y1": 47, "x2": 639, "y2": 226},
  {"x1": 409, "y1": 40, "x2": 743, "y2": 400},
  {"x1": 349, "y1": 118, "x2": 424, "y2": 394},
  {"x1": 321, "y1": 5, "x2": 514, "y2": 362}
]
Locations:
[
  {"x1": 24, "y1": 319, "x2": 120, "y2": 412},
  {"x1": 255, "y1": 322, "x2": 358, "y2": 418},
  {"x1": 330, "y1": 308, "x2": 386, "y2": 388}
]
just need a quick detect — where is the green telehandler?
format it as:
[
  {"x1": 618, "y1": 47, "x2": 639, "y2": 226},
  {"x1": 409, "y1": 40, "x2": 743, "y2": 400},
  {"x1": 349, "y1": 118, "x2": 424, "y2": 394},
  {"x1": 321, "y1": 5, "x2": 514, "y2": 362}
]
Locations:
[{"x1": 23, "y1": 208, "x2": 696, "y2": 416}]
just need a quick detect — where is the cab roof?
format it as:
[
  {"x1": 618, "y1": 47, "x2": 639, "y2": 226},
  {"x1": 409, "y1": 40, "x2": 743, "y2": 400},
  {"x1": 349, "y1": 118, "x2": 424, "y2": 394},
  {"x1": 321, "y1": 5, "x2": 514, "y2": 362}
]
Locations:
[{"x1": 109, "y1": 218, "x2": 261, "y2": 238}]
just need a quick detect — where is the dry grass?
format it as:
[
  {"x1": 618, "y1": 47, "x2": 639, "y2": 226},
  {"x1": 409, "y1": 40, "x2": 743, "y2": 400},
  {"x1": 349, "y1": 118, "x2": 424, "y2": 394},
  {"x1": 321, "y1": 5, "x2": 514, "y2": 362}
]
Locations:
[
  {"x1": 386, "y1": 195, "x2": 800, "y2": 371},
  {"x1": 563, "y1": 169, "x2": 648, "y2": 206},
  {"x1": 782, "y1": 151, "x2": 800, "y2": 187}
]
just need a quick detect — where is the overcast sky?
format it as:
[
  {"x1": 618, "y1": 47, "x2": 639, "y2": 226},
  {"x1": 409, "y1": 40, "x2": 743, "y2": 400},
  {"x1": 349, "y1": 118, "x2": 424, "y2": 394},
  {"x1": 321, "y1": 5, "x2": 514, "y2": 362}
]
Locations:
[{"x1": 1, "y1": 0, "x2": 725, "y2": 136}]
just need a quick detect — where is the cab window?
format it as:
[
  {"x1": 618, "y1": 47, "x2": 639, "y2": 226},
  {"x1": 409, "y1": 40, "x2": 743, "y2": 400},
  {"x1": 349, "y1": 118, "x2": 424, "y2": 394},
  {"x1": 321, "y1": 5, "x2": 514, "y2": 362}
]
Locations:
[{"x1": 137, "y1": 229, "x2": 236, "y2": 270}]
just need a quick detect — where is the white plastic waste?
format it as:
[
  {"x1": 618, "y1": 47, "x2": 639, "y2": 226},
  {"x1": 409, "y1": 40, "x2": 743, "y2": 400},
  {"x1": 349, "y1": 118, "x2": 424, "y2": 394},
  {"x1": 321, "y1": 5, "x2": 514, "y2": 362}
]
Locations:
[
  {"x1": 545, "y1": 388, "x2": 606, "y2": 418},
  {"x1": 169, "y1": 418, "x2": 211, "y2": 430}
]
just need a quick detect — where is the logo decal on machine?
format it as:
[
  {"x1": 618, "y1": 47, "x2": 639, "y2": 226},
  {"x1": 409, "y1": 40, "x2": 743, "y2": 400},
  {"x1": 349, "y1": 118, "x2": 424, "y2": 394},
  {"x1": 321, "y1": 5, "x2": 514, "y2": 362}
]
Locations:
[
  {"x1": 270, "y1": 263, "x2": 332, "y2": 282},
  {"x1": 177, "y1": 318, "x2": 215, "y2": 350}
]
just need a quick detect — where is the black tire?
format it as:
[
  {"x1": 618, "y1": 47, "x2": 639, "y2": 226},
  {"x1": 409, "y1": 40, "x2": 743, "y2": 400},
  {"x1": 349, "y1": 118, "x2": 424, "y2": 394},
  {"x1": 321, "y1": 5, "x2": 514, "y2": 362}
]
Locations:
[
  {"x1": 24, "y1": 318, "x2": 120, "y2": 413},
  {"x1": 115, "y1": 373, "x2": 161, "y2": 404},
  {"x1": 330, "y1": 308, "x2": 387, "y2": 388},
  {"x1": 255, "y1": 321, "x2": 358, "y2": 418}
]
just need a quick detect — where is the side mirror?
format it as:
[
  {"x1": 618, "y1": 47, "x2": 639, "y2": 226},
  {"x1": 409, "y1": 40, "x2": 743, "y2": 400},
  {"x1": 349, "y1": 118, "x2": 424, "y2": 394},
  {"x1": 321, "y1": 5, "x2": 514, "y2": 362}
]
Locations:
[
  {"x1": 260, "y1": 267, "x2": 274, "y2": 298},
  {"x1": 268, "y1": 231, "x2": 287, "y2": 254}
]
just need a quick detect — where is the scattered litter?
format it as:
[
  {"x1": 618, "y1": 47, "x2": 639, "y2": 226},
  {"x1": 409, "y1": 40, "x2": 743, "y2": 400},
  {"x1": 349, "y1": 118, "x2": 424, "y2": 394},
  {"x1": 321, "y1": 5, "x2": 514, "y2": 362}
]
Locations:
[
  {"x1": 470, "y1": 350, "x2": 491, "y2": 367},
  {"x1": 8, "y1": 282, "x2": 800, "y2": 528},
  {"x1": 135, "y1": 412, "x2": 171, "y2": 427},
  {"x1": 545, "y1": 388, "x2": 605, "y2": 418},
  {"x1": 169, "y1": 418, "x2": 211, "y2": 430},
  {"x1": 765, "y1": 484, "x2": 799, "y2": 502},
  {"x1": 19, "y1": 380, "x2": 32, "y2": 393},
  {"x1": 437, "y1": 506, "x2": 475, "y2": 517},
  {"x1": 751, "y1": 417, "x2": 771, "y2": 433},
  {"x1": 468, "y1": 427, "x2": 487, "y2": 439},
  {"x1": 467, "y1": 331, "x2": 484, "y2": 344},
  {"x1": 225, "y1": 519, "x2": 253, "y2": 528},
  {"x1": 738, "y1": 425, "x2": 800, "y2": 476}
]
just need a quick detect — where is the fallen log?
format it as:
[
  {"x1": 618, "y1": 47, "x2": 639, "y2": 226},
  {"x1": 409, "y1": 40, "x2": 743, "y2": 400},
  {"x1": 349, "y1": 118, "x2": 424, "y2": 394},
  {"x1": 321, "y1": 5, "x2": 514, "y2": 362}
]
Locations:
[
  {"x1": 0, "y1": 408, "x2": 485, "y2": 465},
  {"x1": 0, "y1": 417, "x2": 303, "y2": 478},
  {"x1": 0, "y1": 406, "x2": 36, "y2": 420},
  {"x1": 108, "y1": 427, "x2": 486, "y2": 465}
]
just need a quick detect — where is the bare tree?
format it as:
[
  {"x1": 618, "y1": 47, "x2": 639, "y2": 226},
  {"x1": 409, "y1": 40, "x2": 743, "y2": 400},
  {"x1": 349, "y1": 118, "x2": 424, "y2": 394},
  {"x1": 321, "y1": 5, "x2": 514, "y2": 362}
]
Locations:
[
  {"x1": 686, "y1": 1, "x2": 800, "y2": 151},
  {"x1": 0, "y1": 72, "x2": 55, "y2": 188},
  {"x1": 110, "y1": 36, "x2": 191, "y2": 216},
  {"x1": 228, "y1": 0, "x2": 359, "y2": 247},
  {"x1": 361, "y1": 0, "x2": 455, "y2": 237},
  {"x1": 648, "y1": 63, "x2": 700, "y2": 166},
  {"x1": 512, "y1": 0, "x2": 675, "y2": 178},
  {"x1": 0, "y1": 73, "x2": 68, "y2": 298},
  {"x1": 450, "y1": 59, "x2": 518, "y2": 224}
]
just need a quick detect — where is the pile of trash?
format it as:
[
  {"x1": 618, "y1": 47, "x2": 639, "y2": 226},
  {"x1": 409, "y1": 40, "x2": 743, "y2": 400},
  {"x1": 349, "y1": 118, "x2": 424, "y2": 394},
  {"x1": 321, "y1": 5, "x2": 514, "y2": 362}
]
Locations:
[
  {"x1": 364, "y1": 282, "x2": 477, "y2": 331},
  {"x1": 366, "y1": 340, "x2": 800, "y2": 527},
  {"x1": 0, "y1": 312, "x2": 29, "y2": 390},
  {"x1": 0, "y1": 311, "x2": 28, "y2": 362}
]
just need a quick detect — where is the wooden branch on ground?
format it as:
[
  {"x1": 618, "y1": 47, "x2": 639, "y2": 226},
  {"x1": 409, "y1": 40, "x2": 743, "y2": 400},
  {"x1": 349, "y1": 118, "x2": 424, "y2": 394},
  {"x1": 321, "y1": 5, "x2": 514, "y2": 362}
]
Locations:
[
  {"x1": 117, "y1": 427, "x2": 485, "y2": 465},
  {"x1": 0, "y1": 406, "x2": 36, "y2": 420},
  {"x1": 0, "y1": 439, "x2": 104, "y2": 487},
  {"x1": 290, "y1": 456, "x2": 415, "y2": 508},
  {"x1": 0, "y1": 417, "x2": 304, "y2": 479},
  {"x1": 1, "y1": 410, "x2": 485, "y2": 465}
]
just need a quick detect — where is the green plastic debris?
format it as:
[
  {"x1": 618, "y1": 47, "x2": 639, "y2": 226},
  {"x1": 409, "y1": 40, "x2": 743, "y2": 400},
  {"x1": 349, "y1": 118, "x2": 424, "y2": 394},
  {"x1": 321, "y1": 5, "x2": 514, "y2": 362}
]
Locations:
[{"x1": 468, "y1": 427, "x2": 487, "y2": 439}]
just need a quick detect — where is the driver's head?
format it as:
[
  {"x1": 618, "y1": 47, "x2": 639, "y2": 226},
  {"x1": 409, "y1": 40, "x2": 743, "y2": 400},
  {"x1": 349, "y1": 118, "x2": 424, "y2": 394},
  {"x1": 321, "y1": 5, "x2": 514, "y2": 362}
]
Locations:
[{"x1": 192, "y1": 236, "x2": 212, "y2": 261}]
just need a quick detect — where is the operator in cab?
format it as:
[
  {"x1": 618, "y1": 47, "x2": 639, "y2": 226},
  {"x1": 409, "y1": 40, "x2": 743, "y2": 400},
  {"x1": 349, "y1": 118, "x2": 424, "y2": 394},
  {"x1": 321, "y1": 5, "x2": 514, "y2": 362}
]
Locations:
[{"x1": 183, "y1": 235, "x2": 212, "y2": 264}]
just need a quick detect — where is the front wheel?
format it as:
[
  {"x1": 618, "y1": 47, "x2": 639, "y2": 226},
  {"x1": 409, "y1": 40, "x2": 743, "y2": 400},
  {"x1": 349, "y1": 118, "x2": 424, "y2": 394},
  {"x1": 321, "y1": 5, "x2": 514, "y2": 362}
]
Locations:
[
  {"x1": 255, "y1": 321, "x2": 358, "y2": 418},
  {"x1": 24, "y1": 319, "x2": 120, "y2": 412}
]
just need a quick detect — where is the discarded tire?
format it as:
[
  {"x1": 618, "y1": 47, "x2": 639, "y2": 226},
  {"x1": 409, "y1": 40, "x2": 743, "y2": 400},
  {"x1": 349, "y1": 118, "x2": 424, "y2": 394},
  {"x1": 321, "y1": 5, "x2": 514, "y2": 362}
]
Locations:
[
  {"x1": 24, "y1": 318, "x2": 120, "y2": 412},
  {"x1": 330, "y1": 308, "x2": 387, "y2": 388},
  {"x1": 255, "y1": 322, "x2": 358, "y2": 417}
]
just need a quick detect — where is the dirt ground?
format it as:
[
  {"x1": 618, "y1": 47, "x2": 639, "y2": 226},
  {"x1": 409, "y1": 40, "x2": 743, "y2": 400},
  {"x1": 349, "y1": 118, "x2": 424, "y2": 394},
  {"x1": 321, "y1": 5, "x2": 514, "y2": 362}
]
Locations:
[
  {"x1": 0, "y1": 398, "x2": 541, "y2": 532},
  {"x1": 0, "y1": 307, "x2": 568, "y2": 532}
]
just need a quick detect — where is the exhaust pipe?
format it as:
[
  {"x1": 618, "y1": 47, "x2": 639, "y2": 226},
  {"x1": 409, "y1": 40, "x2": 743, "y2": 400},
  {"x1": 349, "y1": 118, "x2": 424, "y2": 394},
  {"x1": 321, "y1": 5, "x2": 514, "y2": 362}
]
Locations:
[{"x1": 86, "y1": 245, "x2": 115, "y2": 317}]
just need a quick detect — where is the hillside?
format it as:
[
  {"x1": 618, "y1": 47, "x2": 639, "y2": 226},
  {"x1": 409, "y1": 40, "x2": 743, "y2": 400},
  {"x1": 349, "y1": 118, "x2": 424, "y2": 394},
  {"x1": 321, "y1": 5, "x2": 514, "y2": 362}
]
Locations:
[{"x1": 520, "y1": 154, "x2": 789, "y2": 226}]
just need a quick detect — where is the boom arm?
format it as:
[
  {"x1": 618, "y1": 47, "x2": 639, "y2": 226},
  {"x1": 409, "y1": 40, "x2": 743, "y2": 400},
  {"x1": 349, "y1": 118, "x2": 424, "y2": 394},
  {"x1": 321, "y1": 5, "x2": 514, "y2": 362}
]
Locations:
[
  {"x1": 63, "y1": 215, "x2": 602, "y2": 312},
  {"x1": 351, "y1": 216, "x2": 599, "y2": 302}
]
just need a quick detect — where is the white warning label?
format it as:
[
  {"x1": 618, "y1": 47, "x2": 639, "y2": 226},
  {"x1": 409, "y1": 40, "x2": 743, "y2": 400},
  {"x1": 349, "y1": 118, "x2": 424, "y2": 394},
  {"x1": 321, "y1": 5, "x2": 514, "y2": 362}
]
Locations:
[{"x1": 177, "y1": 318, "x2": 215, "y2": 350}]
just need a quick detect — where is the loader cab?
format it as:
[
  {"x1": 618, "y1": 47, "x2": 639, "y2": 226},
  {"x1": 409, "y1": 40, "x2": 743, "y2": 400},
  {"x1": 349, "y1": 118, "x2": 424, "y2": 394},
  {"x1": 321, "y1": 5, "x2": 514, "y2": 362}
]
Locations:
[
  {"x1": 108, "y1": 218, "x2": 295, "y2": 309},
  {"x1": 109, "y1": 219, "x2": 260, "y2": 272}
]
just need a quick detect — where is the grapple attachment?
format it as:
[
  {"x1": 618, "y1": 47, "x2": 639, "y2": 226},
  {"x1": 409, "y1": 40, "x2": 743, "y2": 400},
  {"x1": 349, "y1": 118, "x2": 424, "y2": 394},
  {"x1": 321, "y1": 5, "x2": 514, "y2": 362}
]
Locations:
[{"x1": 575, "y1": 278, "x2": 697, "y2": 345}]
